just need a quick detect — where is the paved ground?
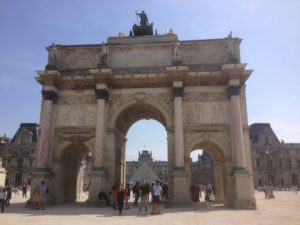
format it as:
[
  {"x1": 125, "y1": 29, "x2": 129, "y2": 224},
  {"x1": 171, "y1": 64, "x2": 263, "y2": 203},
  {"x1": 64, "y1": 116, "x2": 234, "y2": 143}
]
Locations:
[{"x1": 1, "y1": 191, "x2": 300, "y2": 225}]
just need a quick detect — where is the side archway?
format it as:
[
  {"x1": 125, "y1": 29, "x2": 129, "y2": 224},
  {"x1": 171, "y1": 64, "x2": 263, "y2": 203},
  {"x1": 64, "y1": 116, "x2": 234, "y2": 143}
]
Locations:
[
  {"x1": 58, "y1": 142, "x2": 89, "y2": 203},
  {"x1": 186, "y1": 137, "x2": 226, "y2": 203}
]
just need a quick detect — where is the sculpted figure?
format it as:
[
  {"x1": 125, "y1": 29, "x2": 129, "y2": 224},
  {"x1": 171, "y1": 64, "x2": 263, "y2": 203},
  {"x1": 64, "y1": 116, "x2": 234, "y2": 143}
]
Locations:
[
  {"x1": 47, "y1": 43, "x2": 57, "y2": 65},
  {"x1": 101, "y1": 42, "x2": 107, "y2": 59},
  {"x1": 173, "y1": 41, "x2": 181, "y2": 61},
  {"x1": 136, "y1": 10, "x2": 149, "y2": 26}
]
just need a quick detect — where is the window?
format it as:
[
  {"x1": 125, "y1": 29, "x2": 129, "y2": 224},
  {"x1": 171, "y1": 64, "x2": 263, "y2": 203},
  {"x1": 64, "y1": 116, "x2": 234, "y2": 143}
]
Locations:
[
  {"x1": 17, "y1": 158, "x2": 24, "y2": 168},
  {"x1": 297, "y1": 160, "x2": 300, "y2": 168},
  {"x1": 256, "y1": 159, "x2": 260, "y2": 168},
  {"x1": 267, "y1": 159, "x2": 273, "y2": 168},
  {"x1": 265, "y1": 137, "x2": 270, "y2": 145},
  {"x1": 287, "y1": 160, "x2": 292, "y2": 168},
  {"x1": 279, "y1": 159, "x2": 283, "y2": 168}
]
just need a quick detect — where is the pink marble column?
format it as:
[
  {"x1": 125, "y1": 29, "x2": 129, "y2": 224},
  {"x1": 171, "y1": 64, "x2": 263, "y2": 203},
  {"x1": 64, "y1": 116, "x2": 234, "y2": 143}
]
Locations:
[
  {"x1": 36, "y1": 90, "x2": 57, "y2": 168},
  {"x1": 173, "y1": 84, "x2": 185, "y2": 169},
  {"x1": 228, "y1": 85, "x2": 246, "y2": 169},
  {"x1": 93, "y1": 86, "x2": 108, "y2": 169}
]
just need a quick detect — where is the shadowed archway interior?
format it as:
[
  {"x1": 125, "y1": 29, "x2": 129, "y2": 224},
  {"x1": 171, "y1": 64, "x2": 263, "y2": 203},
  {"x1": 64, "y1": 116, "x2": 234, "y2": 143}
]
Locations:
[{"x1": 60, "y1": 143, "x2": 89, "y2": 202}]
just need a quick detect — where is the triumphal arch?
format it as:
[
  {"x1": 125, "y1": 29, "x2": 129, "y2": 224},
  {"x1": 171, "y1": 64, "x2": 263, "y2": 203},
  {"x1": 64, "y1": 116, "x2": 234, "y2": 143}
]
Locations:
[{"x1": 32, "y1": 17, "x2": 256, "y2": 209}]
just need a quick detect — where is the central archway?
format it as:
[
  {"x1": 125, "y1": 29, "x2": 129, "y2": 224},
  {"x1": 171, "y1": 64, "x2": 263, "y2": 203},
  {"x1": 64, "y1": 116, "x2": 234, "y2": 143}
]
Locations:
[{"x1": 113, "y1": 102, "x2": 170, "y2": 186}]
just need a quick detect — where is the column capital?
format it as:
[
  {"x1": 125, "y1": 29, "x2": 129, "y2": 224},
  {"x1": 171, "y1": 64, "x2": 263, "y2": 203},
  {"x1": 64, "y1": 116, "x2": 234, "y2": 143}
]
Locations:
[
  {"x1": 172, "y1": 86, "x2": 184, "y2": 97},
  {"x1": 95, "y1": 89, "x2": 109, "y2": 101},
  {"x1": 227, "y1": 85, "x2": 240, "y2": 97},
  {"x1": 42, "y1": 90, "x2": 58, "y2": 101}
]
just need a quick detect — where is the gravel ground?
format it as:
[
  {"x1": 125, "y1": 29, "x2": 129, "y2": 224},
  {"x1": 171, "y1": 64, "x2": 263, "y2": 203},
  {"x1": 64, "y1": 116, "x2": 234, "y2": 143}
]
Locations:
[{"x1": 1, "y1": 191, "x2": 299, "y2": 225}]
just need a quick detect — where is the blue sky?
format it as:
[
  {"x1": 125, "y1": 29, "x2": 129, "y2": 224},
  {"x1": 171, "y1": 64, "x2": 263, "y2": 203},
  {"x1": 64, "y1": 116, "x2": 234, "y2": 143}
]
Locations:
[{"x1": 0, "y1": 0, "x2": 299, "y2": 161}]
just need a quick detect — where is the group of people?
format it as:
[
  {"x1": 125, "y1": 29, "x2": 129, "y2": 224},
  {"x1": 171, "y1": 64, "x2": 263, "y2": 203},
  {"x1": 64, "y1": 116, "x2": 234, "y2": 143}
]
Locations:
[
  {"x1": 0, "y1": 184, "x2": 31, "y2": 213},
  {"x1": 189, "y1": 183, "x2": 215, "y2": 210},
  {"x1": 262, "y1": 186, "x2": 275, "y2": 199},
  {"x1": 110, "y1": 179, "x2": 164, "y2": 216}
]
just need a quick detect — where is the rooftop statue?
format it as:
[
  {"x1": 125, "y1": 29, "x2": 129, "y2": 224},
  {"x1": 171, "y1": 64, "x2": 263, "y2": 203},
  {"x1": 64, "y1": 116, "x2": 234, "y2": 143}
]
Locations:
[
  {"x1": 132, "y1": 10, "x2": 153, "y2": 36},
  {"x1": 45, "y1": 43, "x2": 58, "y2": 70},
  {"x1": 136, "y1": 10, "x2": 149, "y2": 26}
]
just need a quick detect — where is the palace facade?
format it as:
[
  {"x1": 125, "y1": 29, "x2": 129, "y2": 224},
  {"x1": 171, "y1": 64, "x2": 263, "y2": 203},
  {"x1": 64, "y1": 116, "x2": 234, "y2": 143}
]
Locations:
[
  {"x1": 2, "y1": 123, "x2": 38, "y2": 186},
  {"x1": 250, "y1": 123, "x2": 300, "y2": 188}
]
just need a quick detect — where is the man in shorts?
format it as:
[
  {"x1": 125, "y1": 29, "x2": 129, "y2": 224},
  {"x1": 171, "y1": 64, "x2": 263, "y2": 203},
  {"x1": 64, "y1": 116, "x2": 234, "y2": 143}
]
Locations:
[{"x1": 151, "y1": 180, "x2": 162, "y2": 215}]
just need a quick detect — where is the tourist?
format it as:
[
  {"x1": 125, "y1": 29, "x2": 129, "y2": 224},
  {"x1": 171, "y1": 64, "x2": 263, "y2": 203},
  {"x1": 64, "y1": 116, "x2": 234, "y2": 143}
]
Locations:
[
  {"x1": 189, "y1": 182, "x2": 202, "y2": 211},
  {"x1": 5, "y1": 186, "x2": 12, "y2": 206},
  {"x1": 22, "y1": 184, "x2": 27, "y2": 198},
  {"x1": 125, "y1": 183, "x2": 131, "y2": 209},
  {"x1": 139, "y1": 180, "x2": 150, "y2": 213},
  {"x1": 0, "y1": 187, "x2": 6, "y2": 213},
  {"x1": 151, "y1": 180, "x2": 162, "y2": 215},
  {"x1": 205, "y1": 183, "x2": 214, "y2": 210},
  {"x1": 162, "y1": 183, "x2": 168, "y2": 202},
  {"x1": 39, "y1": 181, "x2": 48, "y2": 210},
  {"x1": 115, "y1": 184, "x2": 126, "y2": 215},
  {"x1": 112, "y1": 180, "x2": 120, "y2": 209},
  {"x1": 132, "y1": 181, "x2": 140, "y2": 207},
  {"x1": 31, "y1": 185, "x2": 40, "y2": 210}
]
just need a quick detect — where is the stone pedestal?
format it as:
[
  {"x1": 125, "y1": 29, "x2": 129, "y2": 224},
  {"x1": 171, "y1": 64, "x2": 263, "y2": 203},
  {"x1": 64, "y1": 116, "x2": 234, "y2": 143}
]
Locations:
[
  {"x1": 29, "y1": 168, "x2": 55, "y2": 205},
  {"x1": 170, "y1": 169, "x2": 190, "y2": 206},
  {"x1": 232, "y1": 170, "x2": 256, "y2": 210},
  {"x1": 87, "y1": 168, "x2": 109, "y2": 205}
]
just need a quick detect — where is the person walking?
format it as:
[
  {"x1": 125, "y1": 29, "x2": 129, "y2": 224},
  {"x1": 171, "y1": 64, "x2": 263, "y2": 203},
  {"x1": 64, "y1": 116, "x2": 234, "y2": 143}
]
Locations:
[
  {"x1": 115, "y1": 184, "x2": 126, "y2": 215},
  {"x1": 31, "y1": 185, "x2": 41, "y2": 210},
  {"x1": 125, "y1": 183, "x2": 131, "y2": 209},
  {"x1": 139, "y1": 180, "x2": 150, "y2": 213},
  {"x1": 132, "y1": 181, "x2": 140, "y2": 207},
  {"x1": 5, "y1": 186, "x2": 12, "y2": 206},
  {"x1": 39, "y1": 181, "x2": 48, "y2": 210},
  {"x1": 0, "y1": 187, "x2": 7, "y2": 213},
  {"x1": 205, "y1": 183, "x2": 214, "y2": 210},
  {"x1": 151, "y1": 180, "x2": 162, "y2": 215},
  {"x1": 22, "y1": 185, "x2": 27, "y2": 198},
  {"x1": 189, "y1": 182, "x2": 202, "y2": 211}
]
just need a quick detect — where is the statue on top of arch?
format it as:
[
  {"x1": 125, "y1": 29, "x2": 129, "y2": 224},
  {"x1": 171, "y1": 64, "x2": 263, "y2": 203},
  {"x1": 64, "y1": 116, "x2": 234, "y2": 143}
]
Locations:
[{"x1": 132, "y1": 10, "x2": 154, "y2": 36}]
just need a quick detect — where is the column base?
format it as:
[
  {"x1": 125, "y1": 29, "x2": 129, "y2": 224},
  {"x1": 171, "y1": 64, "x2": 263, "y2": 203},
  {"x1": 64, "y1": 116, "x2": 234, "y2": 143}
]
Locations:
[
  {"x1": 87, "y1": 167, "x2": 110, "y2": 205},
  {"x1": 231, "y1": 168, "x2": 256, "y2": 210},
  {"x1": 171, "y1": 169, "x2": 190, "y2": 204},
  {"x1": 28, "y1": 167, "x2": 56, "y2": 206}
]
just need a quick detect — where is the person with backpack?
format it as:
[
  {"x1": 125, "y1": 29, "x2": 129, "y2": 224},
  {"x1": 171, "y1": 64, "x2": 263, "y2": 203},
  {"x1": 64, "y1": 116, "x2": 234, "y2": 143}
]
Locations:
[{"x1": 139, "y1": 180, "x2": 150, "y2": 213}]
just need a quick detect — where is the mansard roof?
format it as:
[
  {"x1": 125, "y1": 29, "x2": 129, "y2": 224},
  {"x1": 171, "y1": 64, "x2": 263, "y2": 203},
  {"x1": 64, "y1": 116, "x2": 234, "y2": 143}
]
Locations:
[
  {"x1": 249, "y1": 123, "x2": 280, "y2": 144},
  {"x1": 11, "y1": 123, "x2": 39, "y2": 143}
]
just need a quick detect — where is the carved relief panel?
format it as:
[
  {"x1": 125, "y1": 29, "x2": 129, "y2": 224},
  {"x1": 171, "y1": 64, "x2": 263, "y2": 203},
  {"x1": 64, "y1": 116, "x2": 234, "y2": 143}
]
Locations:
[{"x1": 55, "y1": 105, "x2": 96, "y2": 128}]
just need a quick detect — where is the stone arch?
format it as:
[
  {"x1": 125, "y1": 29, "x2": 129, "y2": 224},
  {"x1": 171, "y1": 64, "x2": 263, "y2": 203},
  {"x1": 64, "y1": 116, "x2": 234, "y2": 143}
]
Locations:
[
  {"x1": 109, "y1": 97, "x2": 172, "y2": 130},
  {"x1": 112, "y1": 101, "x2": 170, "y2": 184},
  {"x1": 185, "y1": 133, "x2": 227, "y2": 203},
  {"x1": 185, "y1": 133, "x2": 227, "y2": 160},
  {"x1": 57, "y1": 142, "x2": 89, "y2": 203}
]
